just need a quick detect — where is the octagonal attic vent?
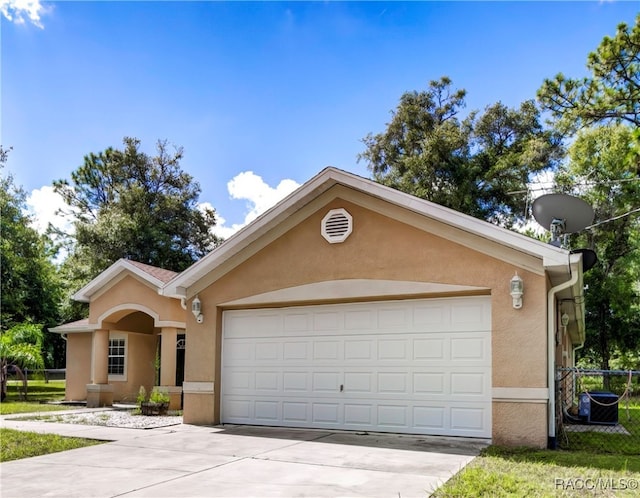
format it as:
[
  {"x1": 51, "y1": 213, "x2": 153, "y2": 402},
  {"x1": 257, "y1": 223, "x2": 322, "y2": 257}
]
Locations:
[{"x1": 321, "y1": 208, "x2": 353, "y2": 243}]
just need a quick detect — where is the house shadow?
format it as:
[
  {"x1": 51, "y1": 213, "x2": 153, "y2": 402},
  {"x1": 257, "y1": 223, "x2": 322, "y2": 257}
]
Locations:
[{"x1": 211, "y1": 423, "x2": 489, "y2": 456}]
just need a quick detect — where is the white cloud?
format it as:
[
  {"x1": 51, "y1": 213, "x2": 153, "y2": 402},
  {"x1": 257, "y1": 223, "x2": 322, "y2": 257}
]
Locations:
[
  {"x1": 26, "y1": 174, "x2": 300, "y2": 259},
  {"x1": 210, "y1": 171, "x2": 300, "y2": 239},
  {"x1": 1, "y1": 0, "x2": 48, "y2": 28},
  {"x1": 26, "y1": 185, "x2": 75, "y2": 236}
]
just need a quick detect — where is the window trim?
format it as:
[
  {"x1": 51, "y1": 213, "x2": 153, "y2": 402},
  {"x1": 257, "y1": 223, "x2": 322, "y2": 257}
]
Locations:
[{"x1": 108, "y1": 332, "x2": 127, "y2": 381}]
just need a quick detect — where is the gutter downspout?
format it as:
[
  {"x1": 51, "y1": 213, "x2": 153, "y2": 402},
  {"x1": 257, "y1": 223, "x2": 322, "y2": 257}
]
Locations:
[
  {"x1": 547, "y1": 262, "x2": 579, "y2": 449},
  {"x1": 572, "y1": 342, "x2": 584, "y2": 365}
]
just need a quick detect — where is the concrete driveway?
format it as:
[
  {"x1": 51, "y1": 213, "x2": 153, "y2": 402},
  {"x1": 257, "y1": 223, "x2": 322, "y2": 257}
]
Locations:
[{"x1": 0, "y1": 420, "x2": 486, "y2": 497}]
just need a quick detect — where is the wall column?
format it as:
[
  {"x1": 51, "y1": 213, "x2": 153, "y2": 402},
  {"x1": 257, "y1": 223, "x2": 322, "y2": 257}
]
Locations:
[
  {"x1": 160, "y1": 327, "x2": 181, "y2": 410},
  {"x1": 86, "y1": 329, "x2": 113, "y2": 407},
  {"x1": 160, "y1": 327, "x2": 177, "y2": 386}
]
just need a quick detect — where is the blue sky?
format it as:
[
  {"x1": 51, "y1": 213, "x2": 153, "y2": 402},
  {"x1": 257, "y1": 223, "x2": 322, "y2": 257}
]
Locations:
[{"x1": 2, "y1": 1, "x2": 638, "y2": 239}]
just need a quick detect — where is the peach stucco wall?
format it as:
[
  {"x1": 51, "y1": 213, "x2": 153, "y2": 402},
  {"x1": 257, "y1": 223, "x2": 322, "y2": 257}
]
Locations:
[
  {"x1": 110, "y1": 332, "x2": 157, "y2": 403},
  {"x1": 65, "y1": 333, "x2": 92, "y2": 401},
  {"x1": 68, "y1": 272, "x2": 185, "y2": 405},
  {"x1": 182, "y1": 197, "x2": 550, "y2": 446},
  {"x1": 89, "y1": 274, "x2": 184, "y2": 325},
  {"x1": 493, "y1": 401, "x2": 548, "y2": 447}
]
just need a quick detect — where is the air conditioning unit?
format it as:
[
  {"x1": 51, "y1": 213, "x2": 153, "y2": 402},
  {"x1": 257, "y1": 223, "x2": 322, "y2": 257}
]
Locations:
[{"x1": 578, "y1": 391, "x2": 618, "y2": 425}]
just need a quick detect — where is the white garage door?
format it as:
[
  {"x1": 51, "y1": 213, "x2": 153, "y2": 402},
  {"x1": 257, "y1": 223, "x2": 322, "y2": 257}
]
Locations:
[{"x1": 221, "y1": 296, "x2": 491, "y2": 437}]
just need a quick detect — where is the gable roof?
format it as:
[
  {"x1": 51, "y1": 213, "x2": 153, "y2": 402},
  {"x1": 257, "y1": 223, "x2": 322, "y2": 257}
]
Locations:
[
  {"x1": 163, "y1": 167, "x2": 578, "y2": 298},
  {"x1": 74, "y1": 259, "x2": 178, "y2": 303}
]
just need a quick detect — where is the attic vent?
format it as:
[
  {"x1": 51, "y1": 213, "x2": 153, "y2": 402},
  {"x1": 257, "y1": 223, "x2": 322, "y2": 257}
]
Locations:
[{"x1": 321, "y1": 208, "x2": 353, "y2": 243}]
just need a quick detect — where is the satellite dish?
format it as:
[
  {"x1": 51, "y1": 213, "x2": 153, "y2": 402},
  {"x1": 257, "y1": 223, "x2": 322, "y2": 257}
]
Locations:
[
  {"x1": 571, "y1": 249, "x2": 598, "y2": 273},
  {"x1": 532, "y1": 194, "x2": 594, "y2": 247}
]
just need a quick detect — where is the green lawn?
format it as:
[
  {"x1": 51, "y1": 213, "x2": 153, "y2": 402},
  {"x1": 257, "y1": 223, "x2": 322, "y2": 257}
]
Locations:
[
  {"x1": 0, "y1": 428, "x2": 104, "y2": 462},
  {"x1": 435, "y1": 399, "x2": 640, "y2": 496},
  {"x1": 1, "y1": 380, "x2": 68, "y2": 415},
  {"x1": 1, "y1": 380, "x2": 105, "y2": 461},
  {"x1": 433, "y1": 446, "x2": 640, "y2": 497}
]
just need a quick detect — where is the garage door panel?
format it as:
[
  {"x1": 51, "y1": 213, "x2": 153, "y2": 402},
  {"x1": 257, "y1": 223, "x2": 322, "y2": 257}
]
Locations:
[
  {"x1": 255, "y1": 401, "x2": 279, "y2": 421},
  {"x1": 413, "y1": 372, "x2": 446, "y2": 394},
  {"x1": 255, "y1": 371, "x2": 279, "y2": 391},
  {"x1": 225, "y1": 313, "x2": 283, "y2": 338},
  {"x1": 283, "y1": 401, "x2": 308, "y2": 422},
  {"x1": 284, "y1": 313, "x2": 310, "y2": 332},
  {"x1": 344, "y1": 339, "x2": 374, "y2": 360},
  {"x1": 378, "y1": 339, "x2": 408, "y2": 360},
  {"x1": 222, "y1": 297, "x2": 491, "y2": 437},
  {"x1": 344, "y1": 404, "x2": 373, "y2": 425},
  {"x1": 451, "y1": 406, "x2": 488, "y2": 433},
  {"x1": 378, "y1": 405, "x2": 409, "y2": 428},
  {"x1": 313, "y1": 403, "x2": 340, "y2": 424},
  {"x1": 344, "y1": 309, "x2": 376, "y2": 329},
  {"x1": 413, "y1": 338, "x2": 445, "y2": 360},
  {"x1": 313, "y1": 341, "x2": 340, "y2": 360},
  {"x1": 450, "y1": 336, "x2": 488, "y2": 361},
  {"x1": 283, "y1": 341, "x2": 308, "y2": 360}
]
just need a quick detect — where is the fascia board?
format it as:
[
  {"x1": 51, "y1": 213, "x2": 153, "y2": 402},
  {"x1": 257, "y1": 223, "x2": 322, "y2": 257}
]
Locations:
[
  {"x1": 163, "y1": 167, "x2": 572, "y2": 296},
  {"x1": 334, "y1": 171, "x2": 570, "y2": 265},
  {"x1": 74, "y1": 259, "x2": 165, "y2": 302},
  {"x1": 162, "y1": 168, "x2": 341, "y2": 297},
  {"x1": 48, "y1": 323, "x2": 98, "y2": 334}
]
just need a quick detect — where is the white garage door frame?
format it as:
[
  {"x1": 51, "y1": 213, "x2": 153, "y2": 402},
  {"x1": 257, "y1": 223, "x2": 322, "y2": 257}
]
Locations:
[{"x1": 221, "y1": 296, "x2": 491, "y2": 438}]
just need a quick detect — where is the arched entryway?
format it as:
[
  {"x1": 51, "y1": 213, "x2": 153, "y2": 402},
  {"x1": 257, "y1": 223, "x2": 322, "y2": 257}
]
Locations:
[{"x1": 85, "y1": 305, "x2": 186, "y2": 409}]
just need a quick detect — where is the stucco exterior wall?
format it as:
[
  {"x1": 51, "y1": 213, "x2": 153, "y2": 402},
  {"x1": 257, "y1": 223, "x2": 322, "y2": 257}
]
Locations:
[
  {"x1": 109, "y1": 332, "x2": 157, "y2": 402},
  {"x1": 89, "y1": 274, "x2": 184, "y2": 325},
  {"x1": 65, "y1": 333, "x2": 92, "y2": 401},
  {"x1": 66, "y1": 273, "x2": 186, "y2": 404},
  {"x1": 183, "y1": 198, "x2": 549, "y2": 446},
  {"x1": 493, "y1": 401, "x2": 548, "y2": 447}
]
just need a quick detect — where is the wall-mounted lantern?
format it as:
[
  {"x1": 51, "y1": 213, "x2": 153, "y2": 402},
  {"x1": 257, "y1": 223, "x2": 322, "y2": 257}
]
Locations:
[
  {"x1": 192, "y1": 295, "x2": 203, "y2": 323},
  {"x1": 510, "y1": 273, "x2": 524, "y2": 309}
]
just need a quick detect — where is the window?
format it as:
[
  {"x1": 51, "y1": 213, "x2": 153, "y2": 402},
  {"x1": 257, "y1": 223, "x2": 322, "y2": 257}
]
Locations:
[{"x1": 108, "y1": 334, "x2": 127, "y2": 380}]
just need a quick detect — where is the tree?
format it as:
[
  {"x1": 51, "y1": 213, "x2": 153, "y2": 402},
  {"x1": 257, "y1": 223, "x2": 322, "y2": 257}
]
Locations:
[
  {"x1": 0, "y1": 324, "x2": 46, "y2": 401},
  {"x1": 54, "y1": 137, "x2": 220, "y2": 279},
  {"x1": 537, "y1": 15, "x2": 640, "y2": 133},
  {"x1": 555, "y1": 125, "x2": 640, "y2": 371},
  {"x1": 359, "y1": 77, "x2": 563, "y2": 227},
  {"x1": 0, "y1": 147, "x2": 64, "y2": 367}
]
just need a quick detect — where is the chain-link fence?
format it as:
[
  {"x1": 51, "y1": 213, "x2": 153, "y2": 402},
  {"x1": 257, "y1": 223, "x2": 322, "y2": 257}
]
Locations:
[{"x1": 557, "y1": 368, "x2": 639, "y2": 455}]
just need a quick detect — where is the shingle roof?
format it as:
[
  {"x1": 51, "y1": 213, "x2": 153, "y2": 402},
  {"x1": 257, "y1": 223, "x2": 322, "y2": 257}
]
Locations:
[
  {"x1": 126, "y1": 260, "x2": 179, "y2": 284},
  {"x1": 49, "y1": 318, "x2": 92, "y2": 333}
]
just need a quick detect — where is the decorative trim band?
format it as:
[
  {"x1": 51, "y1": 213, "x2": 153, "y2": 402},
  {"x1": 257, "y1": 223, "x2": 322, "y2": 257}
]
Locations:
[
  {"x1": 493, "y1": 387, "x2": 548, "y2": 403},
  {"x1": 86, "y1": 383, "x2": 114, "y2": 393},
  {"x1": 182, "y1": 381, "x2": 214, "y2": 394}
]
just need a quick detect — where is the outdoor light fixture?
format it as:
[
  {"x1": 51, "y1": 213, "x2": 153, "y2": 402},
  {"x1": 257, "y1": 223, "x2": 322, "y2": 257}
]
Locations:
[
  {"x1": 561, "y1": 312, "x2": 570, "y2": 328},
  {"x1": 510, "y1": 273, "x2": 524, "y2": 309},
  {"x1": 192, "y1": 295, "x2": 203, "y2": 323}
]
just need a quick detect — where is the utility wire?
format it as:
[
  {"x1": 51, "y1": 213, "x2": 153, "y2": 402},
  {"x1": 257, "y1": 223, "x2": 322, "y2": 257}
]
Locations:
[
  {"x1": 508, "y1": 177, "x2": 640, "y2": 195},
  {"x1": 586, "y1": 207, "x2": 640, "y2": 229}
]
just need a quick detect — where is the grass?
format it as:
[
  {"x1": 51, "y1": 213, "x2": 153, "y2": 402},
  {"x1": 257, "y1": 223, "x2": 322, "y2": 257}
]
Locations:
[
  {"x1": 1, "y1": 380, "x2": 68, "y2": 415},
  {"x1": 435, "y1": 399, "x2": 640, "y2": 496},
  {"x1": 0, "y1": 428, "x2": 104, "y2": 462},
  {"x1": 432, "y1": 446, "x2": 640, "y2": 497},
  {"x1": 2, "y1": 380, "x2": 105, "y2": 462}
]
